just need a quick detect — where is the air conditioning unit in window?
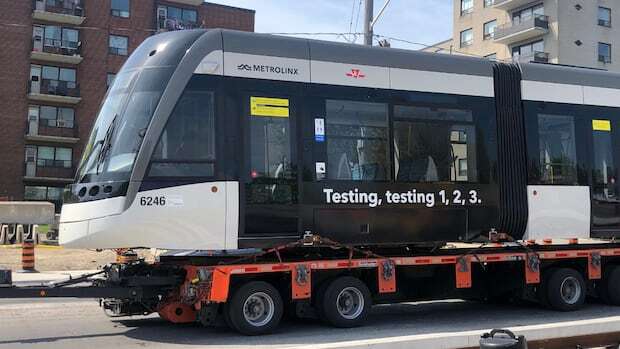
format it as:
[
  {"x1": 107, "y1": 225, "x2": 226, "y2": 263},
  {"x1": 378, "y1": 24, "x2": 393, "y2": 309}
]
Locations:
[{"x1": 56, "y1": 120, "x2": 67, "y2": 128}]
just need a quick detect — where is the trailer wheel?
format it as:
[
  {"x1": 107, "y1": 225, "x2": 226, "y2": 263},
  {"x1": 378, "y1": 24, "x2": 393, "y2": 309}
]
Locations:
[
  {"x1": 225, "y1": 281, "x2": 283, "y2": 335},
  {"x1": 543, "y1": 268, "x2": 586, "y2": 311},
  {"x1": 600, "y1": 265, "x2": 620, "y2": 305},
  {"x1": 318, "y1": 276, "x2": 371, "y2": 328}
]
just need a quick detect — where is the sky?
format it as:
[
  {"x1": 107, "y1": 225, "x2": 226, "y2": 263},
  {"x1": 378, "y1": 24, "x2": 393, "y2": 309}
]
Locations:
[{"x1": 206, "y1": 0, "x2": 453, "y2": 50}]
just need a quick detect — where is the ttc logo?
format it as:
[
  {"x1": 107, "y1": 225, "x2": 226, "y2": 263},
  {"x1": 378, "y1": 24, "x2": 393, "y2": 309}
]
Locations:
[{"x1": 346, "y1": 69, "x2": 366, "y2": 79}]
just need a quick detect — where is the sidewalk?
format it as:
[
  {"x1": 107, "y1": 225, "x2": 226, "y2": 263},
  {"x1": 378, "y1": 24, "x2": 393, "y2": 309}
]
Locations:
[{"x1": 10, "y1": 269, "x2": 99, "y2": 286}]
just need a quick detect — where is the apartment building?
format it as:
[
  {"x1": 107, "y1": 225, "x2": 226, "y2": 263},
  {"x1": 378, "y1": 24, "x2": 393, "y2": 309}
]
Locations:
[
  {"x1": 0, "y1": 0, "x2": 254, "y2": 211},
  {"x1": 424, "y1": 0, "x2": 619, "y2": 71}
]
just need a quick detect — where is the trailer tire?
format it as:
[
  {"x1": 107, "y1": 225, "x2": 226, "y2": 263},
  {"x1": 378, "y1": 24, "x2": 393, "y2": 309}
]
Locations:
[
  {"x1": 318, "y1": 276, "x2": 371, "y2": 328},
  {"x1": 543, "y1": 268, "x2": 586, "y2": 311},
  {"x1": 225, "y1": 281, "x2": 283, "y2": 335},
  {"x1": 600, "y1": 265, "x2": 620, "y2": 306}
]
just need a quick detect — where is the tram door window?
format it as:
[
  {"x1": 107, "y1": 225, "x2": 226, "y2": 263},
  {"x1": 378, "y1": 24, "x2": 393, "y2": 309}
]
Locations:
[
  {"x1": 247, "y1": 96, "x2": 295, "y2": 204},
  {"x1": 393, "y1": 105, "x2": 477, "y2": 183},
  {"x1": 537, "y1": 114, "x2": 578, "y2": 184},
  {"x1": 591, "y1": 118, "x2": 620, "y2": 232},
  {"x1": 149, "y1": 90, "x2": 216, "y2": 177},
  {"x1": 325, "y1": 100, "x2": 389, "y2": 181}
]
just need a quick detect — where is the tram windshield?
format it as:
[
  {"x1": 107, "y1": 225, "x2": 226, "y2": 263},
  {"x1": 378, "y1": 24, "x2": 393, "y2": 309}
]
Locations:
[{"x1": 76, "y1": 66, "x2": 173, "y2": 183}]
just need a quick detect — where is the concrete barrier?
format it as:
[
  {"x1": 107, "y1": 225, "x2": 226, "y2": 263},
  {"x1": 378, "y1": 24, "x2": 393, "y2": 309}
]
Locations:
[
  {"x1": 0, "y1": 225, "x2": 7, "y2": 245},
  {"x1": 15, "y1": 225, "x2": 24, "y2": 244},
  {"x1": 0, "y1": 202, "x2": 55, "y2": 225}
]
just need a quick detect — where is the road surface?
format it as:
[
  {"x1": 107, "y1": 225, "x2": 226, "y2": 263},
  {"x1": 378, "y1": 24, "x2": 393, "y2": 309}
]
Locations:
[{"x1": 1, "y1": 298, "x2": 620, "y2": 349}]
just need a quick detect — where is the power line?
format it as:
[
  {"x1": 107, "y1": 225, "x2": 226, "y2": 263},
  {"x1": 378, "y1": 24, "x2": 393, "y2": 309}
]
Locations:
[
  {"x1": 348, "y1": 0, "x2": 356, "y2": 34},
  {"x1": 353, "y1": 0, "x2": 363, "y2": 40},
  {"x1": 373, "y1": 34, "x2": 488, "y2": 58}
]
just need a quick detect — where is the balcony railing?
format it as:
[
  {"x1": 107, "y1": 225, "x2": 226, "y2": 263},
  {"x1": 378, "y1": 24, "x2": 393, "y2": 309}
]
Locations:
[
  {"x1": 24, "y1": 163, "x2": 75, "y2": 182},
  {"x1": 157, "y1": 18, "x2": 199, "y2": 32},
  {"x1": 491, "y1": 0, "x2": 540, "y2": 10},
  {"x1": 34, "y1": 0, "x2": 84, "y2": 17},
  {"x1": 27, "y1": 119, "x2": 78, "y2": 140},
  {"x1": 494, "y1": 15, "x2": 549, "y2": 44},
  {"x1": 514, "y1": 51, "x2": 549, "y2": 63},
  {"x1": 36, "y1": 159, "x2": 72, "y2": 168},
  {"x1": 31, "y1": 79, "x2": 80, "y2": 97},
  {"x1": 33, "y1": 39, "x2": 81, "y2": 56}
]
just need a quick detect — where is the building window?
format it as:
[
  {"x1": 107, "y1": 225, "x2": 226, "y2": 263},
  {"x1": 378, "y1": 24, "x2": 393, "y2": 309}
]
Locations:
[
  {"x1": 512, "y1": 4, "x2": 544, "y2": 24},
  {"x1": 157, "y1": 5, "x2": 199, "y2": 31},
  {"x1": 111, "y1": 0, "x2": 130, "y2": 18},
  {"x1": 35, "y1": 146, "x2": 72, "y2": 168},
  {"x1": 461, "y1": 0, "x2": 473, "y2": 15},
  {"x1": 326, "y1": 100, "x2": 389, "y2": 181},
  {"x1": 484, "y1": 0, "x2": 495, "y2": 7},
  {"x1": 38, "y1": 65, "x2": 77, "y2": 95},
  {"x1": 460, "y1": 28, "x2": 473, "y2": 47},
  {"x1": 107, "y1": 73, "x2": 116, "y2": 88},
  {"x1": 599, "y1": 42, "x2": 612, "y2": 63},
  {"x1": 393, "y1": 105, "x2": 476, "y2": 183},
  {"x1": 24, "y1": 186, "x2": 65, "y2": 201},
  {"x1": 42, "y1": 26, "x2": 79, "y2": 50},
  {"x1": 512, "y1": 40, "x2": 544, "y2": 59},
  {"x1": 109, "y1": 35, "x2": 128, "y2": 56},
  {"x1": 485, "y1": 53, "x2": 497, "y2": 60},
  {"x1": 483, "y1": 20, "x2": 497, "y2": 40},
  {"x1": 38, "y1": 106, "x2": 74, "y2": 128},
  {"x1": 599, "y1": 7, "x2": 612, "y2": 27},
  {"x1": 538, "y1": 114, "x2": 577, "y2": 184}
]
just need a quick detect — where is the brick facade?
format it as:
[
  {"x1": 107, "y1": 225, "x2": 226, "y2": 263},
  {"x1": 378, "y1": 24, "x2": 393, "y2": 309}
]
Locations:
[{"x1": 0, "y1": 0, "x2": 254, "y2": 208}]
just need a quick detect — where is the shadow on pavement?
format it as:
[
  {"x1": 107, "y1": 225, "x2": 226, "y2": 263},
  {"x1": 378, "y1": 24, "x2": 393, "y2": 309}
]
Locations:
[{"x1": 111, "y1": 300, "x2": 620, "y2": 347}]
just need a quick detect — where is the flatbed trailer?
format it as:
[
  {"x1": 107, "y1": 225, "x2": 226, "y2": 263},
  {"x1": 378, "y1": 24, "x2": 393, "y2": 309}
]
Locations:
[{"x1": 2, "y1": 235, "x2": 620, "y2": 335}]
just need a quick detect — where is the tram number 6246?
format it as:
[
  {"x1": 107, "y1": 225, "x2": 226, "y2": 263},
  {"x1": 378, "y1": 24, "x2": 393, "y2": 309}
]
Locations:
[{"x1": 140, "y1": 196, "x2": 166, "y2": 206}]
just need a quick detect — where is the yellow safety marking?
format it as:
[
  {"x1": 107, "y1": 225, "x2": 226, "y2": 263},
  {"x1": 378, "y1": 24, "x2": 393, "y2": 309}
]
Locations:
[
  {"x1": 250, "y1": 96, "x2": 289, "y2": 118},
  {"x1": 593, "y1": 119, "x2": 611, "y2": 132}
]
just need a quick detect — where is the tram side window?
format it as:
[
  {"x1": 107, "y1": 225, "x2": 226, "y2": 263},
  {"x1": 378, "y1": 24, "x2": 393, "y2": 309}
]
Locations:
[
  {"x1": 149, "y1": 91, "x2": 215, "y2": 177},
  {"x1": 537, "y1": 114, "x2": 577, "y2": 184},
  {"x1": 592, "y1": 120, "x2": 617, "y2": 200},
  {"x1": 326, "y1": 100, "x2": 389, "y2": 181},
  {"x1": 393, "y1": 105, "x2": 477, "y2": 183},
  {"x1": 248, "y1": 106, "x2": 294, "y2": 204}
]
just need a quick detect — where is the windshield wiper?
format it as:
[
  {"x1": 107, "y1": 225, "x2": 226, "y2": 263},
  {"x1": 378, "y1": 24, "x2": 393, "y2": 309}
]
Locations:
[{"x1": 95, "y1": 114, "x2": 118, "y2": 175}]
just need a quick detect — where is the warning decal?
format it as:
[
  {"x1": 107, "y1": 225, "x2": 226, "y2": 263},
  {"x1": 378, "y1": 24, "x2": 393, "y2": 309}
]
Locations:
[
  {"x1": 251, "y1": 97, "x2": 289, "y2": 118},
  {"x1": 593, "y1": 119, "x2": 611, "y2": 132}
]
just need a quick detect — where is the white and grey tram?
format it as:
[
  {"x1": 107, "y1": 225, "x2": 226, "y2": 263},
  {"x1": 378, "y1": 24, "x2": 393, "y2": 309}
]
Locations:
[{"x1": 60, "y1": 29, "x2": 620, "y2": 250}]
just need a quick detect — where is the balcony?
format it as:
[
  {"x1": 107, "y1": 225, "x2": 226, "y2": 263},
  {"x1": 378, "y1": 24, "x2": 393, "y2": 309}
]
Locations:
[
  {"x1": 28, "y1": 79, "x2": 81, "y2": 105},
  {"x1": 157, "y1": 18, "x2": 200, "y2": 32},
  {"x1": 26, "y1": 120, "x2": 79, "y2": 144},
  {"x1": 31, "y1": 40, "x2": 82, "y2": 65},
  {"x1": 24, "y1": 162, "x2": 74, "y2": 184},
  {"x1": 32, "y1": 0, "x2": 85, "y2": 25},
  {"x1": 514, "y1": 51, "x2": 549, "y2": 64},
  {"x1": 494, "y1": 15, "x2": 549, "y2": 44},
  {"x1": 164, "y1": 0, "x2": 203, "y2": 5},
  {"x1": 492, "y1": 0, "x2": 540, "y2": 11}
]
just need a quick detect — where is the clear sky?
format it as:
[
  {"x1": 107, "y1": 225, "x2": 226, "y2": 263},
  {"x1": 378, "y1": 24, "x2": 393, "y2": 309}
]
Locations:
[{"x1": 206, "y1": 0, "x2": 453, "y2": 50}]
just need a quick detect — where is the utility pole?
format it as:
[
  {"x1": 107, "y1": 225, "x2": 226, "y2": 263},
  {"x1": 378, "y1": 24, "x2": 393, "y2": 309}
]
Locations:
[{"x1": 363, "y1": 0, "x2": 373, "y2": 46}]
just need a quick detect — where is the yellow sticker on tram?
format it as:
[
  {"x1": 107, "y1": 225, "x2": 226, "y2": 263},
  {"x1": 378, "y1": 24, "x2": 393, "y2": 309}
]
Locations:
[
  {"x1": 593, "y1": 119, "x2": 611, "y2": 132},
  {"x1": 250, "y1": 97, "x2": 289, "y2": 118}
]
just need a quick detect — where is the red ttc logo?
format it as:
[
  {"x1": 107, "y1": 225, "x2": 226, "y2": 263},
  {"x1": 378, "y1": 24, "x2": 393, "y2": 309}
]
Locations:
[{"x1": 346, "y1": 69, "x2": 366, "y2": 79}]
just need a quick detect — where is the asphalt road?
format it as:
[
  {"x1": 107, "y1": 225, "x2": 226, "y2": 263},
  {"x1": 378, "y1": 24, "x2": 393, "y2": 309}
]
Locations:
[{"x1": 1, "y1": 298, "x2": 619, "y2": 349}]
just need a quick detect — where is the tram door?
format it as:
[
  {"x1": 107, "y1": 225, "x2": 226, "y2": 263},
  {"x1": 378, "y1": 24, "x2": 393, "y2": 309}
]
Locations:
[
  {"x1": 243, "y1": 93, "x2": 299, "y2": 240},
  {"x1": 590, "y1": 118, "x2": 620, "y2": 236}
]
